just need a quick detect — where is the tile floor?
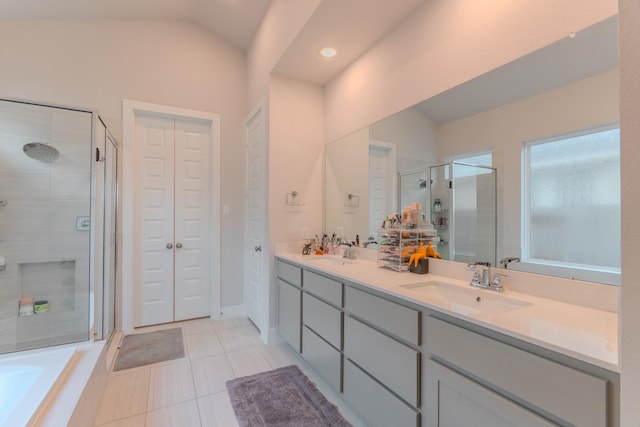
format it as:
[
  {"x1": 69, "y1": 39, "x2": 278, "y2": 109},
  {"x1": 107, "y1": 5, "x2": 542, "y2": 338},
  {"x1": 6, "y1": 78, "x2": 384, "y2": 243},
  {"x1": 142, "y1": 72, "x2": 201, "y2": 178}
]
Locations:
[{"x1": 94, "y1": 317, "x2": 367, "y2": 427}]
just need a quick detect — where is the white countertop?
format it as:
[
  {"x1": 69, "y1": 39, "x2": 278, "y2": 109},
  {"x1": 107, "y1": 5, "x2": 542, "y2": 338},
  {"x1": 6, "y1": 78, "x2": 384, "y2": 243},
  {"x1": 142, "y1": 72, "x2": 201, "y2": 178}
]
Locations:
[{"x1": 276, "y1": 253, "x2": 619, "y2": 373}]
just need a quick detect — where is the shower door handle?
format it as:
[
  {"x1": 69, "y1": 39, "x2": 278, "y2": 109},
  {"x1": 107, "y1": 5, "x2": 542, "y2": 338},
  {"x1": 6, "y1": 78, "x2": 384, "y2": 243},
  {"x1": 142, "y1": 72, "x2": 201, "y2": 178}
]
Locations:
[{"x1": 96, "y1": 147, "x2": 105, "y2": 162}]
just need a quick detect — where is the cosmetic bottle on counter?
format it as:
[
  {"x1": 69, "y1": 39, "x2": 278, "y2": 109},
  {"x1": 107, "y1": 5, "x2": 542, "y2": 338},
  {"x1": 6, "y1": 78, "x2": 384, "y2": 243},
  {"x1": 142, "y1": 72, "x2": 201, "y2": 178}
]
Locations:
[{"x1": 19, "y1": 297, "x2": 34, "y2": 316}]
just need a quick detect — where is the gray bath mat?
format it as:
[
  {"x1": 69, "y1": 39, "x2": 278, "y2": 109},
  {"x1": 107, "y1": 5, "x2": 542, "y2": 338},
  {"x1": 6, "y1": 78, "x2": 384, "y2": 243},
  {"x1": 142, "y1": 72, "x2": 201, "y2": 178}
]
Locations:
[
  {"x1": 226, "y1": 365, "x2": 352, "y2": 427},
  {"x1": 113, "y1": 328, "x2": 184, "y2": 371}
]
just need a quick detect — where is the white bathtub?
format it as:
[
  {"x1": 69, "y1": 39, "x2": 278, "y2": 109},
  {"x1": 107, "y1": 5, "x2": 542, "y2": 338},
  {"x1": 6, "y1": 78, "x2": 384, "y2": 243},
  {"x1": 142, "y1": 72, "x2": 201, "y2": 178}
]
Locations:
[{"x1": 0, "y1": 346, "x2": 76, "y2": 427}]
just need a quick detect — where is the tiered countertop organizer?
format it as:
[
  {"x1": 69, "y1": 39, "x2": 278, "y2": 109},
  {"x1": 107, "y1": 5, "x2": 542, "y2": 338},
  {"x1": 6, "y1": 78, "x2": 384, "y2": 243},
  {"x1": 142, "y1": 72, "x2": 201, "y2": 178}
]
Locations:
[{"x1": 378, "y1": 225, "x2": 437, "y2": 272}]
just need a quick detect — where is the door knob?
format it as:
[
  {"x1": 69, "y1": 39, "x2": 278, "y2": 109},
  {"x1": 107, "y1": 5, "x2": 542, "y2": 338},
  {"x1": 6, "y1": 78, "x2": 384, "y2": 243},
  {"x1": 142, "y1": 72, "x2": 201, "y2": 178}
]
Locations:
[
  {"x1": 254, "y1": 245, "x2": 262, "y2": 252},
  {"x1": 166, "y1": 243, "x2": 173, "y2": 249},
  {"x1": 176, "y1": 243, "x2": 183, "y2": 249}
]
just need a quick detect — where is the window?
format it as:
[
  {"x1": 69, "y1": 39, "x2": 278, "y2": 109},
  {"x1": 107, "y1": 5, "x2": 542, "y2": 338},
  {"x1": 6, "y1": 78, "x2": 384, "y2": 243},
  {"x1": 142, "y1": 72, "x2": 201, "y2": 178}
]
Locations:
[{"x1": 523, "y1": 125, "x2": 620, "y2": 272}]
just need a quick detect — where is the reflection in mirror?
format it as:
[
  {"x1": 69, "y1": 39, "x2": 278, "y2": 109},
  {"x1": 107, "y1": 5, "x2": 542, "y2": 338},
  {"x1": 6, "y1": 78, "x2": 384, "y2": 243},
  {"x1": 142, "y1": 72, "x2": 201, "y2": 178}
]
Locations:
[
  {"x1": 325, "y1": 16, "x2": 619, "y2": 284},
  {"x1": 326, "y1": 108, "x2": 436, "y2": 244},
  {"x1": 430, "y1": 163, "x2": 497, "y2": 267}
]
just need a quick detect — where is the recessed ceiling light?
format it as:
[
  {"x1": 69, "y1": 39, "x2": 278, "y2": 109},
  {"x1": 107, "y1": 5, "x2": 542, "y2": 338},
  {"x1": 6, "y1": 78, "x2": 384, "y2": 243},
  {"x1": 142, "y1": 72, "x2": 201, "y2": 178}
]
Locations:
[{"x1": 319, "y1": 47, "x2": 338, "y2": 58}]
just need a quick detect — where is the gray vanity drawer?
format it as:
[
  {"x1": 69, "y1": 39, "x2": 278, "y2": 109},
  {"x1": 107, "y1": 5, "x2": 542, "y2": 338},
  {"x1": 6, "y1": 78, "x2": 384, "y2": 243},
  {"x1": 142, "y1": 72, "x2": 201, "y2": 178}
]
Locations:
[
  {"x1": 426, "y1": 316, "x2": 607, "y2": 427},
  {"x1": 277, "y1": 279, "x2": 301, "y2": 352},
  {"x1": 345, "y1": 285, "x2": 420, "y2": 345},
  {"x1": 344, "y1": 359, "x2": 420, "y2": 427},
  {"x1": 302, "y1": 325, "x2": 341, "y2": 391},
  {"x1": 344, "y1": 316, "x2": 420, "y2": 407},
  {"x1": 303, "y1": 293, "x2": 342, "y2": 350},
  {"x1": 277, "y1": 260, "x2": 301, "y2": 287},
  {"x1": 303, "y1": 270, "x2": 342, "y2": 306}
]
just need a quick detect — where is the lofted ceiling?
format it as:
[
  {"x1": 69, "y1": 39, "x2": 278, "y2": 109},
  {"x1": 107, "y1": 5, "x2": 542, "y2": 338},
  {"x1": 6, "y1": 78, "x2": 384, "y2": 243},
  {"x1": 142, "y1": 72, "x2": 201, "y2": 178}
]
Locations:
[
  {"x1": 415, "y1": 16, "x2": 618, "y2": 124},
  {"x1": 272, "y1": 0, "x2": 426, "y2": 85},
  {"x1": 0, "y1": 0, "x2": 428, "y2": 85},
  {"x1": 0, "y1": 0, "x2": 272, "y2": 50}
]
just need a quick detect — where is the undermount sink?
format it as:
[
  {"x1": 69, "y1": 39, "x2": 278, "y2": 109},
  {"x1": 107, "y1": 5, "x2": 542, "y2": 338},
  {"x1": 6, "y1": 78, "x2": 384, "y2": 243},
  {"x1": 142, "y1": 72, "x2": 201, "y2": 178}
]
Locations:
[
  {"x1": 399, "y1": 281, "x2": 531, "y2": 318},
  {"x1": 307, "y1": 256, "x2": 358, "y2": 267}
]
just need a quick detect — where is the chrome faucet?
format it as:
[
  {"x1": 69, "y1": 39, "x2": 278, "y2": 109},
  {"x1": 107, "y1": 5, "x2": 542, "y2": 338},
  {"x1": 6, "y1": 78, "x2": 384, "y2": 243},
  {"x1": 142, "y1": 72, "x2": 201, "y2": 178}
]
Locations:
[
  {"x1": 340, "y1": 242, "x2": 357, "y2": 260},
  {"x1": 363, "y1": 236, "x2": 378, "y2": 248},
  {"x1": 467, "y1": 261, "x2": 506, "y2": 292},
  {"x1": 499, "y1": 256, "x2": 521, "y2": 269}
]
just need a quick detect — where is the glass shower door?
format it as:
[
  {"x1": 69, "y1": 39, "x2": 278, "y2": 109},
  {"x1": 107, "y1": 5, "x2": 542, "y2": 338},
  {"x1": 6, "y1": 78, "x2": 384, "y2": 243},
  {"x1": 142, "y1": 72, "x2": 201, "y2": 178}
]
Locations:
[
  {"x1": 102, "y1": 133, "x2": 117, "y2": 341},
  {"x1": 429, "y1": 164, "x2": 451, "y2": 260},
  {"x1": 0, "y1": 100, "x2": 92, "y2": 354},
  {"x1": 430, "y1": 162, "x2": 497, "y2": 266},
  {"x1": 451, "y1": 163, "x2": 497, "y2": 266}
]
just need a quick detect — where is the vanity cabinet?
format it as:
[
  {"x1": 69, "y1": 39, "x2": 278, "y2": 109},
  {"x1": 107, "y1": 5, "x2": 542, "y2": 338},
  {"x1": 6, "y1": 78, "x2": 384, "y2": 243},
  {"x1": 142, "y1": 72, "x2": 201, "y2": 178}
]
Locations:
[
  {"x1": 425, "y1": 316, "x2": 611, "y2": 427},
  {"x1": 343, "y1": 359, "x2": 420, "y2": 427},
  {"x1": 345, "y1": 285, "x2": 420, "y2": 345},
  {"x1": 302, "y1": 269, "x2": 343, "y2": 306},
  {"x1": 274, "y1": 256, "x2": 618, "y2": 427},
  {"x1": 300, "y1": 269, "x2": 344, "y2": 392},
  {"x1": 343, "y1": 284, "x2": 422, "y2": 426},
  {"x1": 276, "y1": 261, "x2": 302, "y2": 352},
  {"x1": 425, "y1": 359, "x2": 554, "y2": 427}
]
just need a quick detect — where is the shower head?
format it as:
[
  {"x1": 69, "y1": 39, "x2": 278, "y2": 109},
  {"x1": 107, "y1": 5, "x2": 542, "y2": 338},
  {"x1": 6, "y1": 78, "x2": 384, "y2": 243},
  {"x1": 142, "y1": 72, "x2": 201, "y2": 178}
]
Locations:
[{"x1": 23, "y1": 143, "x2": 59, "y2": 163}]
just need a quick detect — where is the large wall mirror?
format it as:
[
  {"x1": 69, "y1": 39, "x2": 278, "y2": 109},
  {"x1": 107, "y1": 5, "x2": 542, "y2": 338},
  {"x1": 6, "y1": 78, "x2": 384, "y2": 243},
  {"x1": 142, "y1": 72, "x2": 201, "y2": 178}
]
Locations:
[{"x1": 326, "y1": 16, "x2": 619, "y2": 285}]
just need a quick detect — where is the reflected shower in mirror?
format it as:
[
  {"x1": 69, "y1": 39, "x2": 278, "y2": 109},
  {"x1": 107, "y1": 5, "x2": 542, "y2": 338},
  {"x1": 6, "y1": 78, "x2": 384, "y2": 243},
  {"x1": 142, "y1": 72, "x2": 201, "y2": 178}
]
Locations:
[{"x1": 430, "y1": 162, "x2": 497, "y2": 267}]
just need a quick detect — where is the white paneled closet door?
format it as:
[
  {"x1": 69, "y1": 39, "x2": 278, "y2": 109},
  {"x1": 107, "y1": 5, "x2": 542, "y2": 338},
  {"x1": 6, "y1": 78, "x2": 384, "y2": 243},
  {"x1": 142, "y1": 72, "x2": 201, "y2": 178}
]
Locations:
[
  {"x1": 134, "y1": 115, "x2": 211, "y2": 327},
  {"x1": 174, "y1": 120, "x2": 211, "y2": 321}
]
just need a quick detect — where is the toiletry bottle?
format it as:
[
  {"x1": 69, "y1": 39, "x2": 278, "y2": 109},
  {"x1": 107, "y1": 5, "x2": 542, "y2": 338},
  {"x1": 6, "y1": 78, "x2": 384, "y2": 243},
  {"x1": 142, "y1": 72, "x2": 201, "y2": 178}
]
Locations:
[{"x1": 434, "y1": 198, "x2": 442, "y2": 212}]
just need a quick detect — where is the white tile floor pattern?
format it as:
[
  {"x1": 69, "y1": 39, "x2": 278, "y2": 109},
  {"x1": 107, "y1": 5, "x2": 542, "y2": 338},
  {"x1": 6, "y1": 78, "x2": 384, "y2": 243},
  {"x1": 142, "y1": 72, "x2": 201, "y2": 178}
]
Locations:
[{"x1": 94, "y1": 317, "x2": 368, "y2": 427}]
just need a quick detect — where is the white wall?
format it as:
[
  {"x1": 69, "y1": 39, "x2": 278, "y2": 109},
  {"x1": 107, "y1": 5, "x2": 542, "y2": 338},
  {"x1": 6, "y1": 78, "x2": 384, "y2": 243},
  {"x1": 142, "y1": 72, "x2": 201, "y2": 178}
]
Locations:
[
  {"x1": 370, "y1": 107, "x2": 438, "y2": 173},
  {"x1": 325, "y1": 127, "x2": 370, "y2": 240},
  {"x1": 268, "y1": 75, "x2": 324, "y2": 328},
  {"x1": 0, "y1": 20, "x2": 247, "y2": 309},
  {"x1": 246, "y1": 0, "x2": 321, "y2": 109},
  {"x1": 324, "y1": 0, "x2": 618, "y2": 142}
]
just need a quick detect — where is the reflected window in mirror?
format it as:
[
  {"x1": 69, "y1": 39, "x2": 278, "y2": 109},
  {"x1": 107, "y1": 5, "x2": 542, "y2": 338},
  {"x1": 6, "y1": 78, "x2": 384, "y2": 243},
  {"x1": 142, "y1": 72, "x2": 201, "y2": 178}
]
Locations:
[{"x1": 523, "y1": 124, "x2": 620, "y2": 282}]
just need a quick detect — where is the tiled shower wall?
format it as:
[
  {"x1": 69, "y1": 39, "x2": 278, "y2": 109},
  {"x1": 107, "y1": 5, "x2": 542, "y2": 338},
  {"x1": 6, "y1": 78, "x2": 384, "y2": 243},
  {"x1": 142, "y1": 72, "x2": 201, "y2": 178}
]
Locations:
[{"x1": 0, "y1": 100, "x2": 92, "y2": 353}]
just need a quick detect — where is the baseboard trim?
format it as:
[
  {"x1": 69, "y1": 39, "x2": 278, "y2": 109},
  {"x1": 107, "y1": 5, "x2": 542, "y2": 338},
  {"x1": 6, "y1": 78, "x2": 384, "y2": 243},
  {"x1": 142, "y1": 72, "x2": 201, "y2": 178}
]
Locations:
[
  {"x1": 216, "y1": 304, "x2": 245, "y2": 319},
  {"x1": 264, "y1": 327, "x2": 283, "y2": 345}
]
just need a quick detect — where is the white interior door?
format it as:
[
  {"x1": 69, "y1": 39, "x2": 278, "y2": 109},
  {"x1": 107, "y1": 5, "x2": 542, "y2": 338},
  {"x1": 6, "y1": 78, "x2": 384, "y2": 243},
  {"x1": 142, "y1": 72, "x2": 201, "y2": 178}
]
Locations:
[
  {"x1": 369, "y1": 147, "x2": 388, "y2": 239},
  {"x1": 133, "y1": 115, "x2": 211, "y2": 327},
  {"x1": 244, "y1": 104, "x2": 266, "y2": 333},
  {"x1": 134, "y1": 116, "x2": 176, "y2": 326},
  {"x1": 174, "y1": 120, "x2": 211, "y2": 321},
  {"x1": 369, "y1": 142, "x2": 397, "y2": 239}
]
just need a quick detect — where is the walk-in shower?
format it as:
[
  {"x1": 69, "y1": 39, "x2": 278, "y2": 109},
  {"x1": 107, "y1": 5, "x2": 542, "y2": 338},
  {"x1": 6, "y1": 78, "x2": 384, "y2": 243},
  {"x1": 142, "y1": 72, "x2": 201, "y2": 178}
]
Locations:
[{"x1": 0, "y1": 99, "x2": 118, "y2": 355}]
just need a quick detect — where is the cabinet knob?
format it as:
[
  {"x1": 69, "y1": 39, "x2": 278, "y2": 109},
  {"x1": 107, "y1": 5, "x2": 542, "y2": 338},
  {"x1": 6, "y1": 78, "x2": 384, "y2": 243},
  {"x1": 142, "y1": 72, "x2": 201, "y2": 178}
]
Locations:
[
  {"x1": 255, "y1": 245, "x2": 262, "y2": 252},
  {"x1": 166, "y1": 243, "x2": 173, "y2": 249},
  {"x1": 176, "y1": 243, "x2": 183, "y2": 249}
]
